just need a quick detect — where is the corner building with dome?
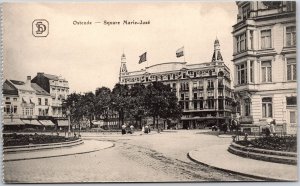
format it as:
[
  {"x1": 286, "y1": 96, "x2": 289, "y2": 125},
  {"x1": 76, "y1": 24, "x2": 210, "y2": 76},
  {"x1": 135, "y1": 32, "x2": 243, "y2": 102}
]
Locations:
[{"x1": 119, "y1": 39, "x2": 234, "y2": 129}]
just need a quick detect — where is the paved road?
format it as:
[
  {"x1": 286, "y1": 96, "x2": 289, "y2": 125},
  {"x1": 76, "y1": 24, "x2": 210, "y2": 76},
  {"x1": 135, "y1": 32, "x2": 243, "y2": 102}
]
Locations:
[{"x1": 3, "y1": 130, "x2": 261, "y2": 183}]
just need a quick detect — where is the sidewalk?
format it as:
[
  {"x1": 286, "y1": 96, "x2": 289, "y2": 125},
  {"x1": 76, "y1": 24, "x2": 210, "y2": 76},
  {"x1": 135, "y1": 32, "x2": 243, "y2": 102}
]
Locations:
[
  {"x1": 188, "y1": 142, "x2": 298, "y2": 181},
  {"x1": 4, "y1": 140, "x2": 114, "y2": 162}
]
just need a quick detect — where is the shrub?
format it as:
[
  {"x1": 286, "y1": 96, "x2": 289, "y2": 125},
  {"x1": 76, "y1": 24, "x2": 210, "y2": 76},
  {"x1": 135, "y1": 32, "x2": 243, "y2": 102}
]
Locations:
[{"x1": 236, "y1": 136, "x2": 297, "y2": 152}]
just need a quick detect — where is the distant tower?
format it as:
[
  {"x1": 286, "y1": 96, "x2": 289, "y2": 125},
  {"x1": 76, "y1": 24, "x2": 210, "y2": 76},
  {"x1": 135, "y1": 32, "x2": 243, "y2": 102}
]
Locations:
[
  {"x1": 211, "y1": 38, "x2": 223, "y2": 63},
  {"x1": 119, "y1": 53, "x2": 128, "y2": 83}
]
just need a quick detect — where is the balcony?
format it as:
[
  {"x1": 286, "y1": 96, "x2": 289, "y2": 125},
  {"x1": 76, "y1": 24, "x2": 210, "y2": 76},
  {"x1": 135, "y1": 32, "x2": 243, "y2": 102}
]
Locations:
[{"x1": 179, "y1": 88, "x2": 189, "y2": 92}]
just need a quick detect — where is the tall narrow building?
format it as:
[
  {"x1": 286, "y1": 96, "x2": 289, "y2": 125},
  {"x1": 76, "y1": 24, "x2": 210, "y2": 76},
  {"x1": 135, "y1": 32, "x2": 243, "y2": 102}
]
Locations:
[{"x1": 232, "y1": 1, "x2": 297, "y2": 134}]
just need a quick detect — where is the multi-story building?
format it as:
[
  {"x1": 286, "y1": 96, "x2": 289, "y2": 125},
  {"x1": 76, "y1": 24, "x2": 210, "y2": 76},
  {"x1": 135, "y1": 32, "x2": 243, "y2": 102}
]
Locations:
[
  {"x1": 3, "y1": 76, "x2": 47, "y2": 129},
  {"x1": 31, "y1": 73, "x2": 69, "y2": 115},
  {"x1": 31, "y1": 72, "x2": 70, "y2": 127},
  {"x1": 232, "y1": 1, "x2": 297, "y2": 134},
  {"x1": 119, "y1": 39, "x2": 233, "y2": 129}
]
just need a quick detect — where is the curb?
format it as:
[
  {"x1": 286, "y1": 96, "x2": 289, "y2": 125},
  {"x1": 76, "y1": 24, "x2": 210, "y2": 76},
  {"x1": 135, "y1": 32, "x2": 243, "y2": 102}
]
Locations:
[
  {"x1": 187, "y1": 152, "x2": 288, "y2": 181},
  {"x1": 4, "y1": 139, "x2": 84, "y2": 153},
  {"x1": 4, "y1": 142, "x2": 115, "y2": 162}
]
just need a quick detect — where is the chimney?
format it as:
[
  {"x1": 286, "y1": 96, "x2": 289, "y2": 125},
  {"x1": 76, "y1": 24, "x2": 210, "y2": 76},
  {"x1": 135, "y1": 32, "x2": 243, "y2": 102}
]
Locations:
[{"x1": 26, "y1": 76, "x2": 31, "y2": 86}]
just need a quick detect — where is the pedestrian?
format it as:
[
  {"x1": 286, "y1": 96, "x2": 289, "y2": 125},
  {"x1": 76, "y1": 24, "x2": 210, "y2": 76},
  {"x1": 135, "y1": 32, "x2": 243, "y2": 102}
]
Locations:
[
  {"x1": 270, "y1": 121, "x2": 276, "y2": 136},
  {"x1": 129, "y1": 125, "x2": 134, "y2": 134},
  {"x1": 144, "y1": 125, "x2": 149, "y2": 134},
  {"x1": 121, "y1": 124, "x2": 126, "y2": 135},
  {"x1": 265, "y1": 123, "x2": 271, "y2": 136},
  {"x1": 142, "y1": 125, "x2": 145, "y2": 133}
]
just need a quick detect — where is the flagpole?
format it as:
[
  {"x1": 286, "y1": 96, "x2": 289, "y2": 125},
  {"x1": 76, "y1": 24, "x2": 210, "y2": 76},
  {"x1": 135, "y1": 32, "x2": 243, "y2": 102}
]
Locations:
[{"x1": 183, "y1": 46, "x2": 185, "y2": 62}]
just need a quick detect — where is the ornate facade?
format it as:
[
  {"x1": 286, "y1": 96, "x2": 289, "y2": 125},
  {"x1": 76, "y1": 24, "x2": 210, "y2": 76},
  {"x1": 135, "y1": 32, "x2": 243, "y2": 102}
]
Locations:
[
  {"x1": 119, "y1": 39, "x2": 234, "y2": 129},
  {"x1": 232, "y1": 1, "x2": 297, "y2": 134}
]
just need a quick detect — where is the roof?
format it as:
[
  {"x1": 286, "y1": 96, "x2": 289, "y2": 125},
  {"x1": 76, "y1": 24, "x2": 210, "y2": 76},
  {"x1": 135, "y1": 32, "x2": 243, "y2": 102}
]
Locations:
[
  {"x1": 3, "y1": 80, "x2": 18, "y2": 95},
  {"x1": 43, "y1": 74, "x2": 59, "y2": 80},
  {"x1": 211, "y1": 50, "x2": 223, "y2": 62},
  {"x1": 31, "y1": 83, "x2": 50, "y2": 96},
  {"x1": 9, "y1": 79, "x2": 35, "y2": 92}
]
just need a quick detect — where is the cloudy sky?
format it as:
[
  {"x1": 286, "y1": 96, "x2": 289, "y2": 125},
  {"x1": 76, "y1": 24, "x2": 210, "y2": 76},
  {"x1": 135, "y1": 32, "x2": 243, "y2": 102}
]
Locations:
[{"x1": 3, "y1": 2, "x2": 237, "y2": 93}]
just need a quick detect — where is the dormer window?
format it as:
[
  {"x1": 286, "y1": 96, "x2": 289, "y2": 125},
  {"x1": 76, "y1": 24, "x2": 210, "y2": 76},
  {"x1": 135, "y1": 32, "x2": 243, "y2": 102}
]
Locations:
[{"x1": 242, "y1": 3, "x2": 251, "y2": 20}]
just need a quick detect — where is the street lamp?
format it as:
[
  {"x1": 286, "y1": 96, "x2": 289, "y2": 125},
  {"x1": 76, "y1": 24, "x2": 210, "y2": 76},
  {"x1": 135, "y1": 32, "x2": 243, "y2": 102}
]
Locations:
[{"x1": 66, "y1": 109, "x2": 71, "y2": 138}]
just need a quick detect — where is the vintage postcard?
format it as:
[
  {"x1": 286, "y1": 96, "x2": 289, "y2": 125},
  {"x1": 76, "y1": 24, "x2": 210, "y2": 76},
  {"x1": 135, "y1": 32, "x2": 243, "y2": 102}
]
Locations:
[{"x1": 1, "y1": 1, "x2": 298, "y2": 183}]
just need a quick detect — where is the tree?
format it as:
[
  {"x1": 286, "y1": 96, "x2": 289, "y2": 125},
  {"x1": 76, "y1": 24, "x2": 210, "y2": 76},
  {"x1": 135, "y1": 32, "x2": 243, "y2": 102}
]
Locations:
[
  {"x1": 128, "y1": 83, "x2": 147, "y2": 128},
  {"x1": 95, "y1": 87, "x2": 111, "y2": 120},
  {"x1": 111, "y1": 83, "x2": 130, "y2": 128},
  {"x1": 145, "y1": 82, "x2": 181, "y2": 130}
]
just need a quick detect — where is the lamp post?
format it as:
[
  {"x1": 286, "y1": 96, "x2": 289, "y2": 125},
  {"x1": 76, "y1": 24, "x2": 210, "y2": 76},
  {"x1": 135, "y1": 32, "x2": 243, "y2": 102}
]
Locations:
[{"x1": 66, "y1": 109, "x2": 71, "y2": 138}]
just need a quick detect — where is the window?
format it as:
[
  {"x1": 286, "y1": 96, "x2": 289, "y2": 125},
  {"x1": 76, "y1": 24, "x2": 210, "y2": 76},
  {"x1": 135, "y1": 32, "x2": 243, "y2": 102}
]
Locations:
[
  {"x1": 218, "y1": 89, "x2": 224, "y2": 96},
  {"x1": 13, "y1": 106, "x2": 17, "y2": 114},
  {"x1": 199, "y1": 80, "x2": 203, "y2": 89},
  {"x1": 207, "y1": 80, "x2": 214, "y2": 89},
  {"x1": 250, "y1": 61, "x2": 254, "y2": 83},
  {"x1": 237, "y1": 63, "x2": 247, "y2": 84},
  {"x1": 183, "y1": 73, "x2": 186, "y2": 78},
  {"x1": 13, "y1": 98, "x2": 17, "y2": 101},
  {"x1": 173, "y1": 74, "x2": 175, "y2": 79},
  {"x1": 249, "y1": 30, "x2": 253, "y2": 49},
  {"x1": 38, "y1": 98, "x2": 42, "y2": 105},
  {"x1": 181, "y1": 94, "x2": 184, "y2": 100},
  {"x1": 242, "y1": 4, "x2": 251, "y2": 20},
  {"x1": 199, "y1": 100, "x2": 203, "y2": 109},
  {"x1": 207, "y1": 99, "x2": 214, "y2": 109},
  {"x1": 6, "y1": 97, "x2": 10, "y2": 101},
  {"x1": 262, "y1": 97, "x2": 272, "y2": 118},
  {"x1": 168, "y1": 75, "x2": 170, "y2": 80},
  {"x1": 194, "y1": 101, "x2": 197, "y2": 110},
  {"x1": 194, "y1": 93, "x2": 197, "y2": 100},
  {"x1": 236, "y1": 33, "x2": 247, "y2": 53},
  {"x1": 261, "y1": 30, "x2": 272, "y2": 49},
  {"x1": 287, "y1": 58, "x2": 296, "y2": 81},
  {"x1": 286, "y1": 26, "x2": 296, "y2": 46},
  {"x1": 185, "y1": 102, "x2": 189, "y2": 110},
  {"x1": 244, "y1": 98, "x2": 251, "y2": 116},
  {"x1": 261, "y1": 61, "x2": 272, "y2": 82},
  {"x1": 290, "y1": 111, "x2": 296, "y2": 124},
  {"x1": 193, "y1": 82, "x2": 197, "y2": 89},
  {"x1": 286, "y1": 1, "x2": 296, "y2": 12},
  {"x1": 286, "y1": 97, "x2": 297, "y2": 107},
  {"x1": 5, "y1": 105, "x2": 11, "y2": 114},
  {"x1": 45, "y1": 99, "x2": 48, "y2": 105}
]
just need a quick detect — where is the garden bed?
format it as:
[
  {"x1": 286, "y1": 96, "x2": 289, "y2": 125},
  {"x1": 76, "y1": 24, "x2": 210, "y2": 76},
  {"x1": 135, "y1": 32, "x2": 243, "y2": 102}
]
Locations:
[
  {"x1": 235, "y1": 136, "x2": 297, "y2": 153},
  {"x1": 3, "y1": 133, "x2": 78, "y2": 147}
]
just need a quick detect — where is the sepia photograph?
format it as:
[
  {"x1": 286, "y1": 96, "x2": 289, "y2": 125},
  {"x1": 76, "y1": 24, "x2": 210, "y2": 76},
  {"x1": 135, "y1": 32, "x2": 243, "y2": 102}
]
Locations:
[{"x1": 1, "y1": 0, "x2": 298, "y2": 183}]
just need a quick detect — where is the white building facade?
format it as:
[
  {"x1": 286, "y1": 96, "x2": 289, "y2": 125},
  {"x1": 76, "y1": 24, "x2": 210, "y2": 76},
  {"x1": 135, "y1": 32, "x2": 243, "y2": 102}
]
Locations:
[
  {"x1": 232, "y1": 1, "x2": 297, "y2": 134},
  {"x1": 119, "y1": 39, "x2": 234, "y2": 129}
]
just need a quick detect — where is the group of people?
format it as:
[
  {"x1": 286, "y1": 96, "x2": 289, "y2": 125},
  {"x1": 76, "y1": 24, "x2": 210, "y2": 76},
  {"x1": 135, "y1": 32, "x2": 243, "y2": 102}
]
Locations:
[{"x1": 121, "y1": 124, "x2": 134, "y2": 135}]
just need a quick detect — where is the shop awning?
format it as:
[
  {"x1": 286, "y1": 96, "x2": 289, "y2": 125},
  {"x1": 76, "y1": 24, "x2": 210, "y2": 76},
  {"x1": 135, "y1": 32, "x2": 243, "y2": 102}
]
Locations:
[
  {"x1": 21, "y1": 119, "x2": 42, "y2": 126},
  {"x1": 57, "y1": 120, "x2": 69, "y2": 127},
  {"x1": 3, "y1": 118, "x2": 25, "y2": 126},
  {"x1": 39, "y1": 120, "x2": 55, "y2": 126}
]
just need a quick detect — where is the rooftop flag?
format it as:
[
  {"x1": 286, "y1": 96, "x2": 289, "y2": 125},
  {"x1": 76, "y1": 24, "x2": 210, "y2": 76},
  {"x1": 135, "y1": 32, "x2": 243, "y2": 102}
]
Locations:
[
  {"x1": 139, "y1": 52, "x2": 147, "y2": 64},
  {"x1": 176, "y1": 46, "x2": 184, "y2": 58}
]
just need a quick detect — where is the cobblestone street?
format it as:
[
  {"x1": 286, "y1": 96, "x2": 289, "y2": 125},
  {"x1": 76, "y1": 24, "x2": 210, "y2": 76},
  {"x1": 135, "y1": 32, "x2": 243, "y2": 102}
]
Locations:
[{"x1": 4, "y1": 130, "x2": 261, "y2": 183}]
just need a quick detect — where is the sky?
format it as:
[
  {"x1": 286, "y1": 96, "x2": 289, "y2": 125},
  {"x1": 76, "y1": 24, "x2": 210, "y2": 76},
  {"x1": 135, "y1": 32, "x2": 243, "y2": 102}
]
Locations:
[{"x1": 3, "y1": 2, "x2": 237, "y2": 93}]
